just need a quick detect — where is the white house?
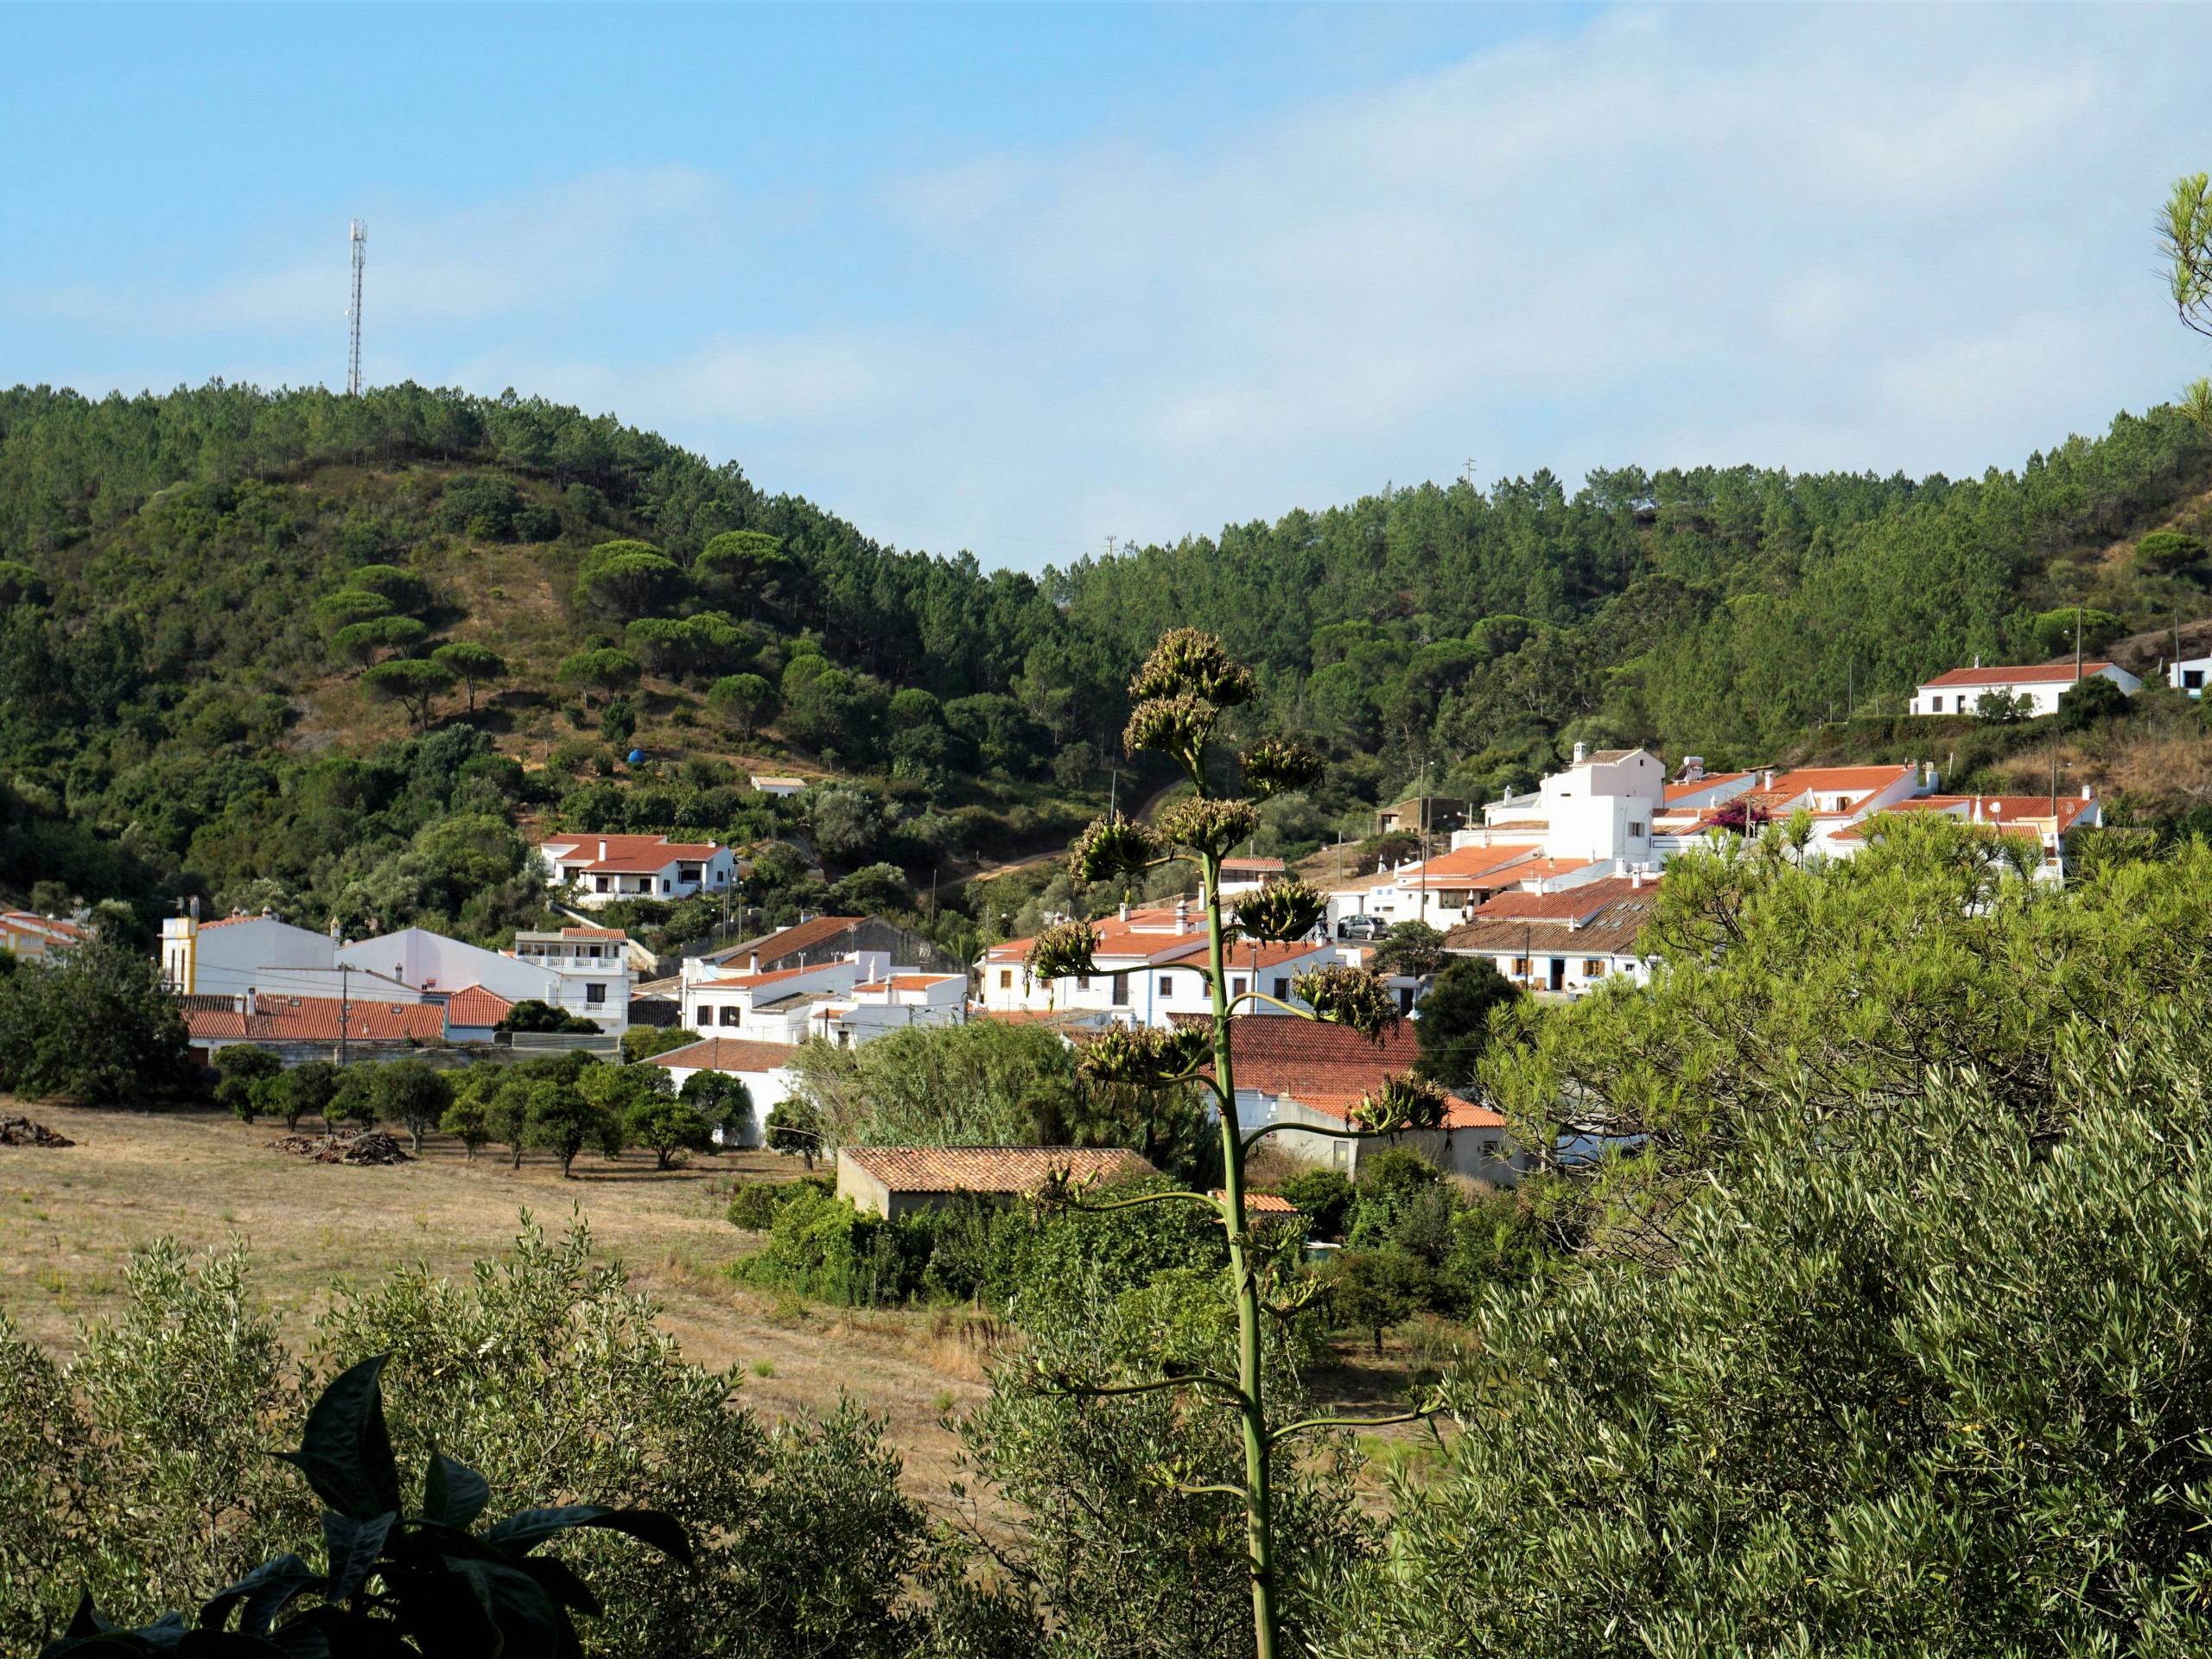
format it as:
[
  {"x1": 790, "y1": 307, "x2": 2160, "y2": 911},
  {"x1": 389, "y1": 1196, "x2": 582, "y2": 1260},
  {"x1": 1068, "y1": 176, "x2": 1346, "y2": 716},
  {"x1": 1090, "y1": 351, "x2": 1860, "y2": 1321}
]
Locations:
[
  {"x1": 334, "y1": 925, "x2": 631, "y2": 1033},
  {"x1": 1444, "y1": 874, "x2": 1664, "y2": 997},
  {"x1": 1322, "y1": 842, "x2": 1544, "y2": 934},
  {"x1": 1216, "y1": 1015, "x2": 1522, "y2": 1182},
  {"x1": 645, "y1": 1035, "x2": 800, "y2": 1146},
  {"x1": 677, "y1": 953, "x2": 965, "y2": 1046},
  {"x1": 2171, "y1": 657, "x2": 2212, "y2": 698},
  {"x1": 980, "y1": 899, "x2": 1344, "y2": 1029},
  {"x1": 749, "y1": 776, "x2": 807, "y2": 798},
  {"x1": 537, "y1": 834, "x2": 737, "y2": 907},
  {"x1": 1455, "y1": 745, "x2": 1667, "y2": 866},
  {"x1": 1829, "y1": 788, "x2": 2103, "y2": 876},
  {"x1": 161, "y1": 910, "x2": 336, "y2": 996},
  {"x1": 1910, "y1": 661, "x2": 2141, "y2": 717},
  {"x1": 3, "y1": 910, "x2": 86, "y2": 962}
]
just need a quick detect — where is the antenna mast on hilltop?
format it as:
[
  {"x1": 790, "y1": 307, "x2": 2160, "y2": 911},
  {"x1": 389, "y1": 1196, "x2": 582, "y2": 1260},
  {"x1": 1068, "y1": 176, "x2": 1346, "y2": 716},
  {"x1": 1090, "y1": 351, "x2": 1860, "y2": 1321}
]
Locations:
[{"x1": 346, "y1": 220, "x2": 366, "y2": 396}]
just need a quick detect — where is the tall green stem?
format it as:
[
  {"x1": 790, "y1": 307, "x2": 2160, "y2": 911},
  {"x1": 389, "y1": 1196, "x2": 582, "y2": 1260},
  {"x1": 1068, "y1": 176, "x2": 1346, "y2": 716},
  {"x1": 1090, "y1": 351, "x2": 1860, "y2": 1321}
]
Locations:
[{"x1": 1206, "y1": 849, "x2": 1279, "y2": 1659}]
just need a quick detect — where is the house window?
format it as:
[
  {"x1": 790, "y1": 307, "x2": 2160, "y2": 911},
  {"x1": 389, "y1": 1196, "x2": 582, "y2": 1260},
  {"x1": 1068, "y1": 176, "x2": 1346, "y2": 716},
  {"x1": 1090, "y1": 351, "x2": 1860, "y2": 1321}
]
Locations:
[
  {"x1": 585, "y1": 983, "x2": 607, "y2": 1006},
  {"x1": 1397, "y1": 986, "x2": 1415, "y2": 1014},
  {"x1": 1438, "y1": 890, "x2": 1470, "y2": 909},
  {"x1": 1273, "y1": 976, "x2": 1288, "y2": 1001},
  {"x1": 1931, "y1": 696, "x2": 1944, "y2": 713},
  {"x1": 1112, "y1": 973, "x2": 1129, "y2": 1007},
  {"x1": 594, "y1": 875, "x2": 610, "y2": 892},
  {"x1": 1583, "y1": 959, "x2": 1606, "y2": 976},
  {"x1": 2189, "y1": 670, "x2": 2206, "y2": 690},
  {"x1": 1159, "y1": 975, "x2": 1174, "y2": 998},
  {"x1": 999, "y1": 969, "x2": 1013, "y2": 989},
  {"x1": 1076, "y1": 975, "x2": 1091, "y2": 991},
  {"x1": 1231, "y1": 975, "x2": 1248, "y2": 997},
  {"x1": 1511, "y1": 957, "x2": 1531, "y2": 978},
  {"x1": 720, "y1": 1006, "x2": 741, "y2": 1027},
  {"x1": 1627, "y1": 822, "x2": 1646, "y2": 839}
]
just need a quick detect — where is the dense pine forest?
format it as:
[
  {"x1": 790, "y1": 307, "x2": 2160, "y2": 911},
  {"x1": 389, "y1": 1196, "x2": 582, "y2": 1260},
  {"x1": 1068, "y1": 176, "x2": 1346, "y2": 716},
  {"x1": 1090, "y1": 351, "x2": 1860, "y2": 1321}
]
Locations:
[{"x1": 3, "y1": 378, "x2": 2209, "y2": 939}]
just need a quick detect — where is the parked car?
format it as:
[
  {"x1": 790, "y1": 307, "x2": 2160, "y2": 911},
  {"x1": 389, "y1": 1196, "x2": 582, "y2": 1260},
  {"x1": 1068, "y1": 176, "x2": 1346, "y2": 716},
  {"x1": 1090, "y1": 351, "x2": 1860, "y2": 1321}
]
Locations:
[{"x1": 1337, "y1": 914, "x2": 1387, "y2": 941}]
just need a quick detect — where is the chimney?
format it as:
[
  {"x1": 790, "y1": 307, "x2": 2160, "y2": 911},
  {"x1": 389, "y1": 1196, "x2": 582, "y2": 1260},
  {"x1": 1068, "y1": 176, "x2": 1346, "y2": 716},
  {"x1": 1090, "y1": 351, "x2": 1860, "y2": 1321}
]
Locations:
[
  {"x1": 2081, "y1": 784, "x2": 2091, "y2": 801},
  {"x1": 598, "y1": 840, "x2": 607, "y2": 861},
  {"x1": 1573, "y1": 741, "x2": 1587, "y2": 765},
  {"x1": 1630, "y1": 866, "x2": 1643, "y2": 889},
  {"x1": 1175, "y1": 895, "x2": 1191, "y2": 931},
  {"x1": 329, "y1": 915, "x2": 341, "y2": 943},
  {"x1": 748, "y1": 952, "x2": 760, "y2": 973},
  {"x1": 188, "y1": 894, "x2": 200, "y2": 923},
  {"x1": 1118, "y1": 901, "x2": 1129, "y2": 922},
  {"x1": 244, "y1": 987, "x2": 256, "y2": 1019}
]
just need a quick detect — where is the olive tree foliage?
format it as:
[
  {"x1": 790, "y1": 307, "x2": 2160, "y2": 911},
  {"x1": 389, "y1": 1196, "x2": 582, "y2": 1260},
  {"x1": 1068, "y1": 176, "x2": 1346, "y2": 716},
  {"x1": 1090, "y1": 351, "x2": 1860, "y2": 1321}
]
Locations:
[
  {"x1": 1320, "y1": 1011, "x2": 2212, "y2": 1659},
  {"x1": 0, "y1": 935, "x2": 194, "y2": 1103},
  {"x1": 1024, "y1": 629, "x2": 1431, "y2": 1659},
  {"x1": 2, "y1": 1218, "x2": 943, "y2": 1659},
  {"x1": 1484, "y1": 817, "x2": 2212, "y2": 1258}
]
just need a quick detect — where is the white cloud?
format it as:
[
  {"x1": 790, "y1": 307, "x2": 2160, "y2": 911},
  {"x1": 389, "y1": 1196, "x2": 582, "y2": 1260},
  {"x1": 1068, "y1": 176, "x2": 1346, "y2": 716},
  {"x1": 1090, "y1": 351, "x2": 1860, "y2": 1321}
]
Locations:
[{"x1": 12, "y1": 7, "x2": 2208, "y2": 569}]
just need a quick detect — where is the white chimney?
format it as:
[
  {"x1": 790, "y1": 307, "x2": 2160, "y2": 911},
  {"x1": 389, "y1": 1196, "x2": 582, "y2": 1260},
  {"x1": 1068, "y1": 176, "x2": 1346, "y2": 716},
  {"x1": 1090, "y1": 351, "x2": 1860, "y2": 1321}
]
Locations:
[
  {"x1": 748, "y1": 952, "x2": 760, "y2": 973},
  {"x1": 1118, "y1": 902, "x2": 1129, "y2": 922},
  {"x1": 244, "y1": 988, "x2": 256, "y2": 1018},
  {"x1": 1573, "y1": 741, "x2": 1587, "y2": 765},
  {"x1": 2081, "y1": 784, "x2": 2091, "y2": 801},
  {"x1": 1175, "y1": 895, "x2": 1191, "y2": 931},
  {"x1": 1630, "y1": 867, "x2": 1643, "y2": 889},
  {"x1": 598, "y1": 840, "x2": 607, "y2": 860}
]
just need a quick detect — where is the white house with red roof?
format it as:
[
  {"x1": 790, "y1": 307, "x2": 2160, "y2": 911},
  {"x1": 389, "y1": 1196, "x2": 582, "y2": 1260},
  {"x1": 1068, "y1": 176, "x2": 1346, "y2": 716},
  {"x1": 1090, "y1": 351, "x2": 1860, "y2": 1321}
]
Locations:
[
  {"x1": 335, "y1": 925, "x2": 629, "y2": 1034},
  {"x1": 1910, "y1": 660, "x2": 2140, "y2": 717},
  {"x1": 1206, "y1": 1015, "x2": 1522, "y2": 1181},
  {"x1": 981, "y1": 899, "x2": 1344, "y2": 1029},
  {"x1": 160, "y1": 908, "x2": 337, "y2": 997},
  {"x1": 645, "y1": 1035, "x2": 801, "y2": 1145},
  {"x1": 182, "y1": 991, "x2": 451, "y2": 1061},
  {"x1": 1445, "y1": 874, "x2": 1664, "y2": 996},
  {"x1": 537, "y1": 833, "x2": 737, "y2": 907},
  {"x1": 677, "y1": 953, "x2": 964, "y2": 1046},
  {"x1": 3, "y1": 909, "x2": 86, "y2": 962},
  {"x1": 1830, "y1": 789, "x2": 2103, "y2": 875}
]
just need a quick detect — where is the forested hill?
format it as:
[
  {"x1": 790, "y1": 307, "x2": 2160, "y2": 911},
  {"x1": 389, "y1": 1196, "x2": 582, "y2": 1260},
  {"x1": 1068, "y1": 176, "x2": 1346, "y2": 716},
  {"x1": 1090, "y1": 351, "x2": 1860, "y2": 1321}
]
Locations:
[{"x1": 2, "y1": 378, "x2": 2209, "y2": 937}]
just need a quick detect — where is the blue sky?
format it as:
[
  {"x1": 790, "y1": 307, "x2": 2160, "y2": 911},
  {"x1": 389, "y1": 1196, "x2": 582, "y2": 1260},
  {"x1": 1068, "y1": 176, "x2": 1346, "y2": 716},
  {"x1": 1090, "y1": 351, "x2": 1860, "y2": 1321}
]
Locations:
[{"x1": 4, "y1": 3, "x2": 2209, "y2": 569}]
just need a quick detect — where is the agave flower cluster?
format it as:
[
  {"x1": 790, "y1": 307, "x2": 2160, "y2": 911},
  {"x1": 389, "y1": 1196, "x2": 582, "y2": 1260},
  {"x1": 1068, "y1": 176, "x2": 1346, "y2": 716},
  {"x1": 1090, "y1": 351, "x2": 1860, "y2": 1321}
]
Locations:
[
  {"x1": 1351, "y1": 1072, "x2": 1450, "y2": 1134},
  {"x1": 1078, "y1": 1024, "x2": 1213, "y2": 1090}
]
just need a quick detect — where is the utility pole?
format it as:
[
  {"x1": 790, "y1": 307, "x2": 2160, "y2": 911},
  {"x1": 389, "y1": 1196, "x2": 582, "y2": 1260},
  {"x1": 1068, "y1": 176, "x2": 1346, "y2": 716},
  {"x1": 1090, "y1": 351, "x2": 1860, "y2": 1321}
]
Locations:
[
  {"x1": 337, "y1": 960, "x2": 352, "y2": 1067},
  {"x1": 346, "y1": 221, "x2": 366, "y2": 397},
  {"x1": 1104, "y1": 535, "x2": 1119, "y2": 559},
  {"x1": 2074, "y1": 603, "x2": 2083, "y2": 683},
  {"x1": 1463, "y1": 458, "x2": 1478, "y2": 490}
]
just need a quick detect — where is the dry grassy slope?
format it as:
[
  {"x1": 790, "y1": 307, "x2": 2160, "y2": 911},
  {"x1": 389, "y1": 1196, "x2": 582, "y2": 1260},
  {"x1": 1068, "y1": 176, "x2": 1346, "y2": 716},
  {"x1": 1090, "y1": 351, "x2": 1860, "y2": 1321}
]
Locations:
[{"x1": 267, "y1": 464, "x2": 825, "y2": 785}]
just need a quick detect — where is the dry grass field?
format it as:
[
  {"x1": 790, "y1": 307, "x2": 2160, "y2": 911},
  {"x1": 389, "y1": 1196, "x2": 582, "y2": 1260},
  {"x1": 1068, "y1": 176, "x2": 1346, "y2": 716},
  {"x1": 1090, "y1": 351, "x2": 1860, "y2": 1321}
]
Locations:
[
  {"x1": 0, "y1": 1100, "x2": 995, "y2": 1500},
  {"x1": 0, "y1": 1100, "x2": 1439, "y2": 1510}
]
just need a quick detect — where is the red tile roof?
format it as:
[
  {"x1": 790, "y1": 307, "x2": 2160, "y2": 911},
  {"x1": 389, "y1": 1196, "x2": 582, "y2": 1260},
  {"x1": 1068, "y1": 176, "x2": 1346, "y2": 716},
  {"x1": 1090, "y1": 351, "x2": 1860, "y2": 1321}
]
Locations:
[
  {"x1": 1473, "y1": 876, "x2": 1656, "y2": 925},
  {"x1": 1390, "y1": 844, "x2": 1541, "y2": 887},
  {"x1": 1920, "y1": 662, "x2": 2114, "y2": 689},
  {"x1": 839, "y1": 1145, "x2": 1157, "y2": 1195},
  {"x1": 1217, "y1": 1189, "x2": 1301, "y2": 1215},
  {"x1": 699, "y1": 961, "x2": 832, "y2": 991},
  {"x1": 187, "y1": 996, "x2": 446, "y2": 1043},
  {"x1": 648, "y1": 1036, "x2": 801, "y2": 1073},
  {"x1": 1180, "y1": 1016, "x2": 1499, "y2": 1129},
  {"x1": 542, "y1": 833, "x2": 722, "y2": 873},
  {"x1": 442, "y1": 985, "x2": 513, "y2": 1027},
  {"x1": 886, "y1": 972, "x2": 962, "y2": 990},
  {"x1": 708, "y1": 915, "x2": 871, "y2": 969}
]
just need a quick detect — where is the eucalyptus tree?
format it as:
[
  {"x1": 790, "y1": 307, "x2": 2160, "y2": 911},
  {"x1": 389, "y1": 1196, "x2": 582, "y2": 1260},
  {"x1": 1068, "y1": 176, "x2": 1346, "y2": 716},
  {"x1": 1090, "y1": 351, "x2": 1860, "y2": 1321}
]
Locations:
[{"x1": 1023, "y1": 627, "x2": 1447, "y2": 1659}]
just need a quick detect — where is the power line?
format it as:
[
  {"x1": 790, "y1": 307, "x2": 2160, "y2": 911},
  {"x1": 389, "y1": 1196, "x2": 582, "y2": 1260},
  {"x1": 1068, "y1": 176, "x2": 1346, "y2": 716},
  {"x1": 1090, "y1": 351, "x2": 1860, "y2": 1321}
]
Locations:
[{"x1": 346, "y1": 220, "x2": 366, "y2": 397}]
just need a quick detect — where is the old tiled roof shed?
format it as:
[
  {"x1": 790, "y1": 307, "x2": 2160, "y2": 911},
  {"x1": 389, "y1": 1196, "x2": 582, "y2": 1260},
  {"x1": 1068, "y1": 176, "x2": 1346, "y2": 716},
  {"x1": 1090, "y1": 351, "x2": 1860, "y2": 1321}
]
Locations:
[{"x1": 836, "y1": 1145, "x2": 1158, "y2": 1218}]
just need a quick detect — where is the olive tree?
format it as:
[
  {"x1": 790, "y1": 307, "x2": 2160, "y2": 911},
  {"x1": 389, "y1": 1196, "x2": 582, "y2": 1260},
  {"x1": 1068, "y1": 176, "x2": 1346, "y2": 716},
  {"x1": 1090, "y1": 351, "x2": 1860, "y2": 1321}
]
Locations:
[{"x1": 1025, "y1": 628, "x2": 1440, "y2": 1659}]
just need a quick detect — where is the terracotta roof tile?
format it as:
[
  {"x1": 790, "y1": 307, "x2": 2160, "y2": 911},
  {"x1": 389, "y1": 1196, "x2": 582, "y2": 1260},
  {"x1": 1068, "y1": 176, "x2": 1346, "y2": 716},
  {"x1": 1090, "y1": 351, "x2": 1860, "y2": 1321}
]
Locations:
[
  {"x1": 839, "y1": 1145, "x2": 1156, "y2": 1195},
  {"x1": 442, "y1": 985, "x2": 513, "y2": 1027},
  {"x1": 1920, "y1": 662, "x2": 2114, "y2": 689},
  {"x1": 187, "y1": 996, "x2": 446, "y2": 1043},
  {"x1": 648, "y1": 1036, "x2": 801, "y2": 1072},
  {"x1": 1217, "y1": 1189, "x2": 1301, "y2": 1215}
]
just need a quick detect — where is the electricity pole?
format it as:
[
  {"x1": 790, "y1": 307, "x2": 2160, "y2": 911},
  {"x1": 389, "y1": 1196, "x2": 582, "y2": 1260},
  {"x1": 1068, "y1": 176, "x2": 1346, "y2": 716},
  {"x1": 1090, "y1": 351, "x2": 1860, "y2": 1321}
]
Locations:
[{"x1": 346, "y1": 221, "x2": 366, "y2": 397}]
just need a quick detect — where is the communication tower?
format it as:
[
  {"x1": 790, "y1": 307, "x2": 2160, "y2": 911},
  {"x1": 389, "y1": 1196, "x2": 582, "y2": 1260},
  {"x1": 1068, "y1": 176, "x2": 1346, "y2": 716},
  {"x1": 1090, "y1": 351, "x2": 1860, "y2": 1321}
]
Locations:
[{"x1": 346, "y1": 220, "x2": 366, "y2": 396}]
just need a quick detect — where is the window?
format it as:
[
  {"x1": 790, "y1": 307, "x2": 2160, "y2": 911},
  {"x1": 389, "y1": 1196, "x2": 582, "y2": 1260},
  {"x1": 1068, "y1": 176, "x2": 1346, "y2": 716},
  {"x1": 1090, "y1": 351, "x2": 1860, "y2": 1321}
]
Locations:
[
  {"x1": 1159, "y1": 975, "x2": 1174, "y2": 998},
  {"x1": 1076, "y1": 975, "x2": 1091, "y2": 991},
  {"x1": 1397, "y1": 986, "x2": 1415, "y2": 1014},
  {"x1": 1231, "y1": 975, "x2": 1247, "y2": 997},
  {"x1": 594, "y1": 875, "x2": 610, "y2": 892},
  {"x1": 1583, "y1": 959, "x2": 1606, "y2": 977},
  {"x1": 1627, "y1": 822, "x2": 1646, "y2": 839},
  {"x1": 1438, "y1": 890, "x2": 1470, "y2": 909},
  {"x1": 719, "y1": 1006, "x2": 741, "y2": 1027},
  {"x1": 1931, "y1": 696, "x2": 1944, "y2": 713},
  {"x1": 2189, "y1": 670, "x2": 2206, "y2": 690},
  {"x1": 1511, "y1": 957, "x2": 1531, "y2": 978},
  {"x1": 999, "y1": 969, "x2": 1013, "y2": 989},
  {"x1": 585, "y1": 983, "x2": 607, "y2": 1006},
  {"x1": 1112, "y1": 973, "x2": 1129, "y2": 1007},
  {"x1": 1273, "y1": 976, "x2": 1288, "y2": 1001}
]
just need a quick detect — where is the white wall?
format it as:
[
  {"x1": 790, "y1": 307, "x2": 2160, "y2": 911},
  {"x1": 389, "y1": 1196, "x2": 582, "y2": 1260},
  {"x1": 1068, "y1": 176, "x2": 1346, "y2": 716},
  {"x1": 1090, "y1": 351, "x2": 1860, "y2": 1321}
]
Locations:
[
  {"x1": 338, "y1": 927, "x2": 629, "y2": 1033},
  {"x1": 162, "y1": 916, "x2": 335, "y2": 997}
]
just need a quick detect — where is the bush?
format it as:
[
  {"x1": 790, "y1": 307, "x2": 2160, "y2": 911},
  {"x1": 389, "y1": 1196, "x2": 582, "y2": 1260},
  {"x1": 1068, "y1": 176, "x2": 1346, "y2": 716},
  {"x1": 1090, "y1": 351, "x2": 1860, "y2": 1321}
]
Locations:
[
  {"x1": 212, "y1": 1044, "x2": 283, "y2": 1122},
  {"x1": 1276, "y1": 1167, "x2": 1354, "y2": 1239},
  {"x1": 2134, "y1": 529, "x2": 2209, "y2": 575},
  {"x1": 726, "y1": 1176, "x2": 828, "y2": 1231},
  {"x1": 0, "y1": 937, "x2": 193, "y2": 1103},
  {"x1": 2056, "y1": 671, "x2": 2133, "y2": 730}
]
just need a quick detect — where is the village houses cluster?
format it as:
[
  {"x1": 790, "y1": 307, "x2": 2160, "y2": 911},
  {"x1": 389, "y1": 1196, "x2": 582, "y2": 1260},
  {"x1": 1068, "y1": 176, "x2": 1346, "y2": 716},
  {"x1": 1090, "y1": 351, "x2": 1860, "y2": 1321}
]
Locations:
[{"x1": 7, "y1": 654, "x2": 2113, "y2": 1211}]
